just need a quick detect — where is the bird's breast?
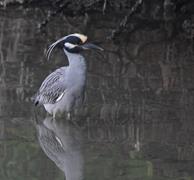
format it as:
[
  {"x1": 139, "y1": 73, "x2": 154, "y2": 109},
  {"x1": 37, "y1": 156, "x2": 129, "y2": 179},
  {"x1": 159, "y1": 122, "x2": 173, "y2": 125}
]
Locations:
[{"x1": 65, "y1": 65, "x2": 86, "y2": 88}]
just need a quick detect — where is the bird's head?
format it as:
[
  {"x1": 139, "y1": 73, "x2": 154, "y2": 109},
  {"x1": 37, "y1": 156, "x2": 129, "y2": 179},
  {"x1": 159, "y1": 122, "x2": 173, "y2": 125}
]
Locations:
[{"x1": 46, "y1": 33, "x2": 103, "y2": 60}]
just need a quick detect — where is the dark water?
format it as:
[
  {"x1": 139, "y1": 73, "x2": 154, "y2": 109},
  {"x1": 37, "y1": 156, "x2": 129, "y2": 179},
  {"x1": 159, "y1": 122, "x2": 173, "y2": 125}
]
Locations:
[{"x1": 0, "y1": 7, "x2": 194, "y2": 180}]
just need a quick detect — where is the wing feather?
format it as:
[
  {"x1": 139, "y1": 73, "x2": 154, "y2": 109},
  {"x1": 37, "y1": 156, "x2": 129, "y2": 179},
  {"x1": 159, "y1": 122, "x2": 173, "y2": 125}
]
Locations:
[{"x1": 34, "y1": 67, "x2": 67, "y2": 105}]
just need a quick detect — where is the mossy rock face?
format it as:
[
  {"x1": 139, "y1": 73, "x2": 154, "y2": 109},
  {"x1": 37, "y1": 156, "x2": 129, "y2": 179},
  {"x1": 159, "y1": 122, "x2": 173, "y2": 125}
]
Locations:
[
  {"x1": 0, "y1": 2, "x2": 194, "y2": 180},
  {"x1": 0, "y1": 0, "x2": 192, "y2": 21},
  {"x1": 1, "y1": 0, "x2": 193, "y2": 40}
]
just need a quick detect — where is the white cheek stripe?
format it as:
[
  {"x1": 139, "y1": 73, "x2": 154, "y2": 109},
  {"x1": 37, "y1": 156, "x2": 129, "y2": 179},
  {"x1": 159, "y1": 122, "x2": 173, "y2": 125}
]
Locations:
[{"x1": 64, "y1": 42, "x2": 77, "y2": 49}]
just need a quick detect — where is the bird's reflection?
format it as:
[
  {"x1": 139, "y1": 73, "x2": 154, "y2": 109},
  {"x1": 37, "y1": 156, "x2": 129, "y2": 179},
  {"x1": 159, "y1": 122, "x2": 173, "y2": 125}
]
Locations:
[{"x1": 34, "y1": 116, "x2": 84, "y2": 180}]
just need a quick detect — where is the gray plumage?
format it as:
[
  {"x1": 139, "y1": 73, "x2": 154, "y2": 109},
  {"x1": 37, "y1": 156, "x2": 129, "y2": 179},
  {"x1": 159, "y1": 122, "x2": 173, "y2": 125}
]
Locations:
[
  {"x1": 35, "y1": 67, "x2": 66, "y2": 104},
  {"x1": 35, "y1": 117, "x2": 84, "y2": 180},
  {"x1": 33, "y1": 33, "x2": 102, "y2": 118},
  {"x1": 34, "y1": 50, "x2": 86, "y2": 117}
]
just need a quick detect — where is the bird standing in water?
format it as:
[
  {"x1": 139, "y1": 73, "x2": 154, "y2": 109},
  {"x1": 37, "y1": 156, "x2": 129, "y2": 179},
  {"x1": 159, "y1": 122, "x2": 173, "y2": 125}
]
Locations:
[{"x1": 33, "y1": 33, "x2": 103, "y2": 119}]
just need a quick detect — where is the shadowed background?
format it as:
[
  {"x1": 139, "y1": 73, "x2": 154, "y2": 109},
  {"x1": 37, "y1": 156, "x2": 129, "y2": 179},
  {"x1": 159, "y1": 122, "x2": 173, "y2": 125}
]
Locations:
[{"x1": 0, "y1": 2, "x2": 194, "y2": 180}]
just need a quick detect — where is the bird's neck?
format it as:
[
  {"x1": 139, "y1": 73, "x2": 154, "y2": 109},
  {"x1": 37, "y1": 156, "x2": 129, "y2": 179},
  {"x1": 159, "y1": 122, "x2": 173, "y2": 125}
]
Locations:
[{"x1": 64, "y1": 49, "x2": 86, "y2": 69}]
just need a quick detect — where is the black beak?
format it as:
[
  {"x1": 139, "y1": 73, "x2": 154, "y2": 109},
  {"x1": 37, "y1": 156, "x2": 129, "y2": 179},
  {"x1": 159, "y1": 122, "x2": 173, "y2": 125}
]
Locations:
[
  {"x1": 80, "y1": 43, "x2": 104, "y2": 51},
  {"x1": 46, "y1": 37, "x2": 103, "y2": 60}
]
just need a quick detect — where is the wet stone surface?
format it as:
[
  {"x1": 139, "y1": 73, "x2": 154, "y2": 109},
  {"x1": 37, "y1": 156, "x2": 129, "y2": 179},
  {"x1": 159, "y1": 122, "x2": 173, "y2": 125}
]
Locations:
[{"x1": 0, "y1": 7, "x2": 194, "y2": 180}]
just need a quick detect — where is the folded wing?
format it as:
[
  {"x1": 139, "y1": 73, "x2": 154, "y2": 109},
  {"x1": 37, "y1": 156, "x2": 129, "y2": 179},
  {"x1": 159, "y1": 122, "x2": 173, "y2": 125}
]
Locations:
[{"x1": 34, "y1": 67, "x2": 67, "y2": 105}]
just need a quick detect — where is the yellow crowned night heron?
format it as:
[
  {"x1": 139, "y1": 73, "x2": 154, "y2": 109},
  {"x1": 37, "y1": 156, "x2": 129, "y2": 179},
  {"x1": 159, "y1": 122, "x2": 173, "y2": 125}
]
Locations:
[
  {"x1": 35, "y1": 116, "x2": 84, "y2": 180},
  {"x1": 33, "y1": 33, "x2": 103, "y2": 118}
]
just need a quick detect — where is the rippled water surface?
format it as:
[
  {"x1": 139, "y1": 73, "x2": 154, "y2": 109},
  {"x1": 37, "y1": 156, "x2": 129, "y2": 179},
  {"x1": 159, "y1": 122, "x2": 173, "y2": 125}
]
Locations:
[{"x1": 1, "y1": 7, "x2": 194, "y2": 180}]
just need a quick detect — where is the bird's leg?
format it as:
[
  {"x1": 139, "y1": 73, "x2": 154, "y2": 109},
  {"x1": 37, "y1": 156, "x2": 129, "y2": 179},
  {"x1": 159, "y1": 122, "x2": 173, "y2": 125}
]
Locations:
[
  {"x1": 67, "y1": 112, "x2": 71, "y2": 120},
  {"x1": 66, "y1": 112, "x2": 79, "y2": 127},
  {"x1": 53, "y1": 113, "x2": 56, "y2": 120}
]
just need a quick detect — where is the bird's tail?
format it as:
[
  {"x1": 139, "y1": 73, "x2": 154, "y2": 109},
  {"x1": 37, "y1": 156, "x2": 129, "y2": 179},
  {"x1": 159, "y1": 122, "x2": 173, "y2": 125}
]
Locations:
[{"x1": 31, "y1": 94, "x2": 39, "y2": 106}]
